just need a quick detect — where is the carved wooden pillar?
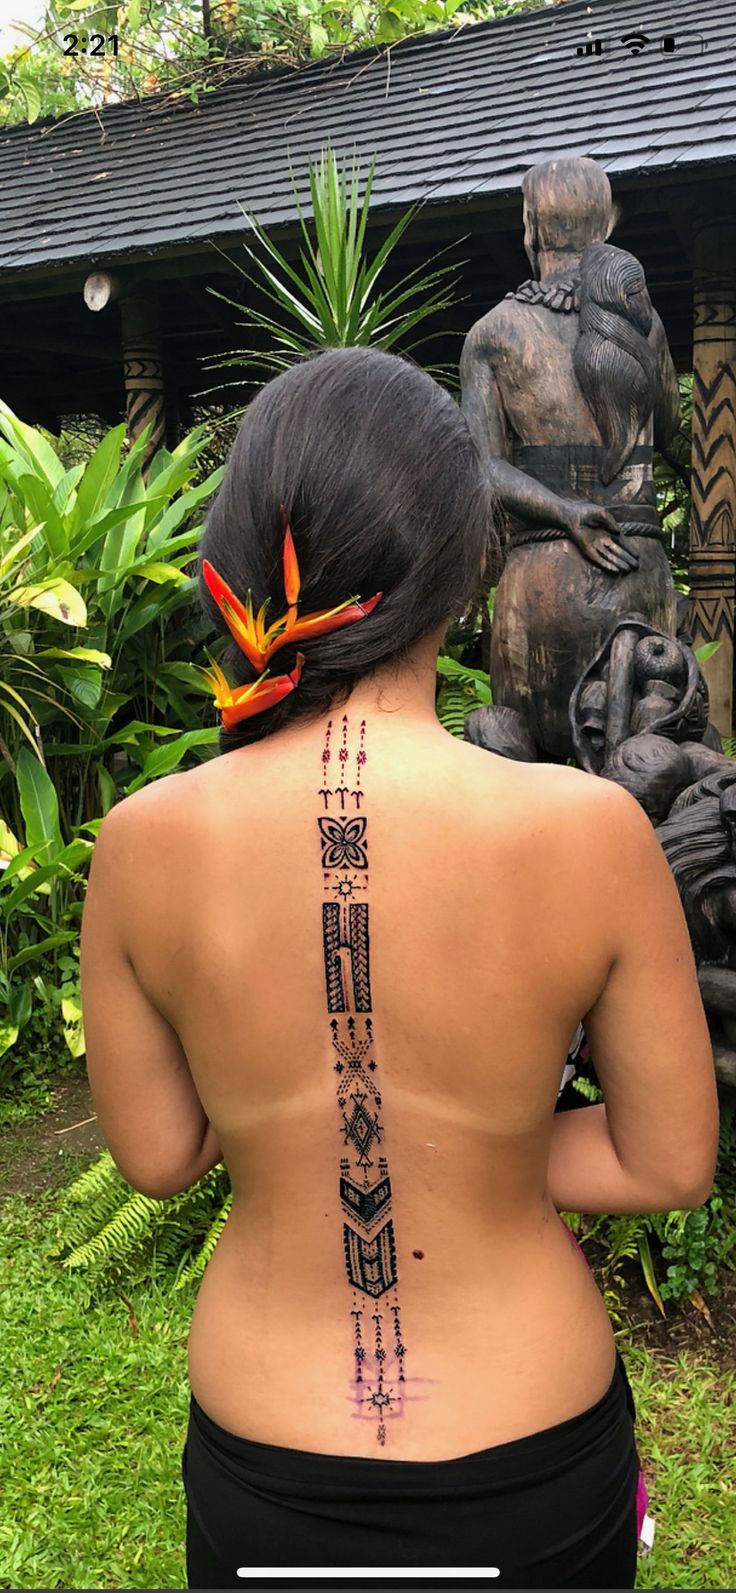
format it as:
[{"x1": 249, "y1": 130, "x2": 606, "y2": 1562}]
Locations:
[
  {"x1": 119, "y1": 291, "x2": 166, "y2": 475},
  {"x1": 688, "y1": 216, "x2": 736, "y2": 739},
  {"x1": 84, "y1": 271, "x2": 165, "y2": 476}
]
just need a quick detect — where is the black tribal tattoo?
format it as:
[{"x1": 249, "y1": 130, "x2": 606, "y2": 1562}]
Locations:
[{"x1": 318, "y1": 715, "x2": 407, "y2": 1446}]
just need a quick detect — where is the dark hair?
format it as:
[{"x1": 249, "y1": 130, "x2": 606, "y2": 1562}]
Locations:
[
  {"x1": 573, "y1": 242, "x2": 658, "y2": 484},
  {"x1": 197, "y1": 345, "x2": 501, "y2": 751}
]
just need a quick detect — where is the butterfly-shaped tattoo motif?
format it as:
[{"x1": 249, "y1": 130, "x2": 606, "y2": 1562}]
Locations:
[{"x1": 319, "y1": 815, "x2": 368, "y2": 870}]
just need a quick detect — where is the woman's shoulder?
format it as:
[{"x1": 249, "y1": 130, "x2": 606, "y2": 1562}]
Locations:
[{"x1": 128, "y1": 734, "x2": 616, "y2": 841}]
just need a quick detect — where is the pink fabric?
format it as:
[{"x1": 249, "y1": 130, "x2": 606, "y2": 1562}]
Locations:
[{"x1": 635, "y1": 1466, "x2": 649, "y2": 1542}]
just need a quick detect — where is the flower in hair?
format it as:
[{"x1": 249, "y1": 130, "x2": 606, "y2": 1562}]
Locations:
[
  {"x1": 199, "y1": 510, "x2": 383, "y2": 728},
  {"x1": 199, "y1": 649, "x2": 307, "y2": 732}
]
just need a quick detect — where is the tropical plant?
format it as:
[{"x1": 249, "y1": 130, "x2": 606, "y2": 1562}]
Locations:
[
  {"x1": 50, "y1": 1146, "x2": 232, "y2": 1298},
  {"x1": 0, "y1": 407, "x2": 225, "y2": 1067},
  {"x1": 0, "y1": 0, "x2": 547, "y2": 127},
  {"x1": 197, "y1": 143, "x2": 465, "y2": 417}
]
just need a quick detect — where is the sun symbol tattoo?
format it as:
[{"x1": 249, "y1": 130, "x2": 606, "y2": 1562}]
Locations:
[{"x1": 331, "y1": 874, "x2": 366, "y2": 900}]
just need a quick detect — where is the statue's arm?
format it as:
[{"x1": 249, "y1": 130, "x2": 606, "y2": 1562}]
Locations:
[
  {"x1": 651, "y1": 308, "x2": 682, "y2": 450},
  {"x1": 459, "y1": 317, "x2": 639, "y2": 576},
  {"x1": 459, "y1": 321, "x2": 583, "y2": 529}
]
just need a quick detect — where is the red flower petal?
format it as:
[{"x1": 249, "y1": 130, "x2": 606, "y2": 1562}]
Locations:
[{"x1": 266, "y1": 592, "x2": 383, "y2": 659}]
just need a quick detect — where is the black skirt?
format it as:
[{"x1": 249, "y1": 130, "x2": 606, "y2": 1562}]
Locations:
[{"x1": 181, "y1": 1348, "x2": 642, "y2": 1589}]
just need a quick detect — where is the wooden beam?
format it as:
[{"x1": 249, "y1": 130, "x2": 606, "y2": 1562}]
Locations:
[{"x1": 84, "y1": 269, "x2": 131, "y2": 311}]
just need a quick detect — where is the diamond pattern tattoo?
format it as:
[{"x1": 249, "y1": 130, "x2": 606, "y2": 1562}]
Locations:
[{"x1": 318, "y1": 715, "x2": 408, "y2": 1445}]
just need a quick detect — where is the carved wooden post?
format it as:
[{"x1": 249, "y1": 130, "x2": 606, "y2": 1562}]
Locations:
[
  {"x1": 84, "y1": 271, "x2": 166, "y2": 478},
  {"x1": 119, "y1": 291, "x2": 166, "y2": 476},
  {"x1": 688, "y1": 216, "x2": 736, "y2": 739}
]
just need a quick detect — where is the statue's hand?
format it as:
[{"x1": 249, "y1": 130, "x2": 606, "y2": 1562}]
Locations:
[{"x1": 562, "y1": 501, "x2": 640, "y2": 574}]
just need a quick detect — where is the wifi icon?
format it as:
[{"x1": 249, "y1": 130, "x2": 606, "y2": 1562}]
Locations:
[{"x1": 620, "y1": 30, "x2": 650, "y2": 53}]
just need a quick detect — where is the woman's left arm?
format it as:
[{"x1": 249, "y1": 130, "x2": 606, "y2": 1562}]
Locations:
[{"x1": 80, "y1": 795, "x2": 223, "y2": 1200}]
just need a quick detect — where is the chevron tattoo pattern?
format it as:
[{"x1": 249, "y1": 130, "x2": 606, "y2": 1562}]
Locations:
[{"x1": 318, "y1": 715, "x2": 408, "y2": 1445}]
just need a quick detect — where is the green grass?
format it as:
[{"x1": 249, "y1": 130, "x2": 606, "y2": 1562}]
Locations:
[
  {"x1": 1, "y1": 1176, "x2": 735, "y2": 1590},
  {"x1": 620, "y1": 1338, "x2": 736, "y2": 1590},
  {"x1": 0, "y1": 1178, "x2": 194, "y2": 1591}
]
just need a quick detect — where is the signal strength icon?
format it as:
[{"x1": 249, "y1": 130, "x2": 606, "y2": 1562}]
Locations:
[{"x1": 575, "y1": 37, "x2": 604, "y2": 56}]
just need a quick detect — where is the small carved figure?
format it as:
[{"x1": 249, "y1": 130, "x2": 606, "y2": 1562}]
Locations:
[{"x1": 569, "y1": 614, "x2": 727, "y2": 823}]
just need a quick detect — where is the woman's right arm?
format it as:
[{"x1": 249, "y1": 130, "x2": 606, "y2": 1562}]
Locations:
[{"x1": 547, "y1": 779, "x2": 720, "y2": 1216}]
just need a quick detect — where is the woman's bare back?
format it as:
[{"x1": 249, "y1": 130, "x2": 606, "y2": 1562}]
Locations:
[{"x1": 132, "y1": 713, "x2": 618, "y2": 1460}]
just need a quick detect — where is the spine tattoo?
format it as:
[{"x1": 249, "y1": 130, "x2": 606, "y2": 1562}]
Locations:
[{"x1": 318, "y1": 715, "x2": 407, "y2": 1445}]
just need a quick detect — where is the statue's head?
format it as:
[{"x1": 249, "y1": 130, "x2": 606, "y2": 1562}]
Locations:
[{"x1": 521, "y1": 157, "x2": 616, "y2": 277}]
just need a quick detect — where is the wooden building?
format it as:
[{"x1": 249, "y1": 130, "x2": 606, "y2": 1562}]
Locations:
[{"x1": 0, "y1": 0, "x2": 735, "y2": 724}]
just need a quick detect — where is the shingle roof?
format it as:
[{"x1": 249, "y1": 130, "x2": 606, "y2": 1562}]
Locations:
[{"x1": 1, "y1": 0, "x2": 734, "y2": 278}]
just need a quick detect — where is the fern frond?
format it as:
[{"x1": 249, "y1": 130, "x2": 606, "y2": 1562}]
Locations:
[
  {"x1": 61, "y1": 1189, "x2": 165, "y2": 1271},
  {"x1": 49, "y1": 1148, "x2": 233, "y2": 1295},
  {"x1": 174, "y1": 1192, "x2": 233, "y2": 1289},
  {"x1": 436, "y1": 683, "x2": 480, "y2": 738}
]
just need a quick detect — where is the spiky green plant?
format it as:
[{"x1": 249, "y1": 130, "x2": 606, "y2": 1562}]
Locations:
[{"x1": 198, "y1": 143, "x2": 465, "y2": 412}]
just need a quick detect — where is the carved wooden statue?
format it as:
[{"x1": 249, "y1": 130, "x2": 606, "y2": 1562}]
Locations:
[
  {"x1": 568, "y1": 613, "x2": 726, "y2": 816},
  {"x1": 460, "y1": 155, "x2": 682, "y2": 762},
  {"x1": 563, "y1": 611, "x2": 736, "y2": 1083},
  {"x1": 657, "y1": 777, "x2": 736, "y2": 1085}
]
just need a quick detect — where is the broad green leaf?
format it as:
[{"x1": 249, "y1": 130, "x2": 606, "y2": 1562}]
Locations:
[
  {"x1": 9, "y1": 930, "x2": 77, "y2": 972},
  {"x1": 125, "y1": 727, "x2": 220, "y2": 790},
  {"x1": 1, "y1": 838, "x2": 92, "y2": 914},
  {"x1": 436, "y1": 655, "x2": 492, "y2": 690},
  {"x1": 0, "y1": 523, "x2": 43, "y2": 580},
  {"x1": 146, "y1": 469, "x2": 224, "y2": 553},
  {"x1": 9, "y1": 574, "x2": 87, "y2": 626},
  {"x1": 72, "y1": 423, "x2": 126, "y2": 529},
  {"x1": 309, "y1": 19, "x2": 328, "y2": 51},
  {"x1": 134, "y1": 562, "x2": 188, "y2": 585},
  {"x1": 35, "y1": 646, "x2": 112, "y2": 668},
  {"x1": 64, "y1": 1007, "x2": 85, "y2": 1058},
  {"x1": 6, "y1": 629, "x2": 33, "y2": 655},
  {"x1": 0, "y1": 839, "x2": 40, "y2": 885},
  {"x1": 52, "y1": 463, "x2": 86, "y2": 517},
  {"x1": 15, "y1": 471, "x2": 67, "y2": 559},
  {"x1": 103, "y1": 421, "x2": 154, "y2": 508},
  {"x1": 97, "y1": 504, "x2": 146, "y2": 616},
  {"x1": 117, "y1": 591, "x2": 179, "y2": 644},
  {"x1": 0, "y1": 1021, "x2": 18, "y2": 1058},
  {"x1": 693, "y1": 640, "x2": 722, "y2": 663},
  {"x1": 0, "y1": 400, "x2": 65, "y2": 490},
  {"x1": 17, "y1": 74, "x2": 41, "y2": 123},
  {"x1": 0, "y1": 818, "x2": 20, "y2": 859},
  {"x1": 15, "y1": 745, "x2": 62, "y2": 857},
  {"x1": 61, "y1": 987, "x2": 85, "y2": 1059},
  {"x1": 8, "y1": 979, "x2": 32, "y2": 1027},
  {"x1": 59, "y1": 664, "x2": 104, "y2": 709},
  {"x1": 97, "y1": 761, "x2": 119, "y2": 816}
]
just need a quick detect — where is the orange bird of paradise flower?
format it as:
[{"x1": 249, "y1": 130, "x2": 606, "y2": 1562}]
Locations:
[{"x1": 199, "y1": 515, "x2": 383, "y2": 729}]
